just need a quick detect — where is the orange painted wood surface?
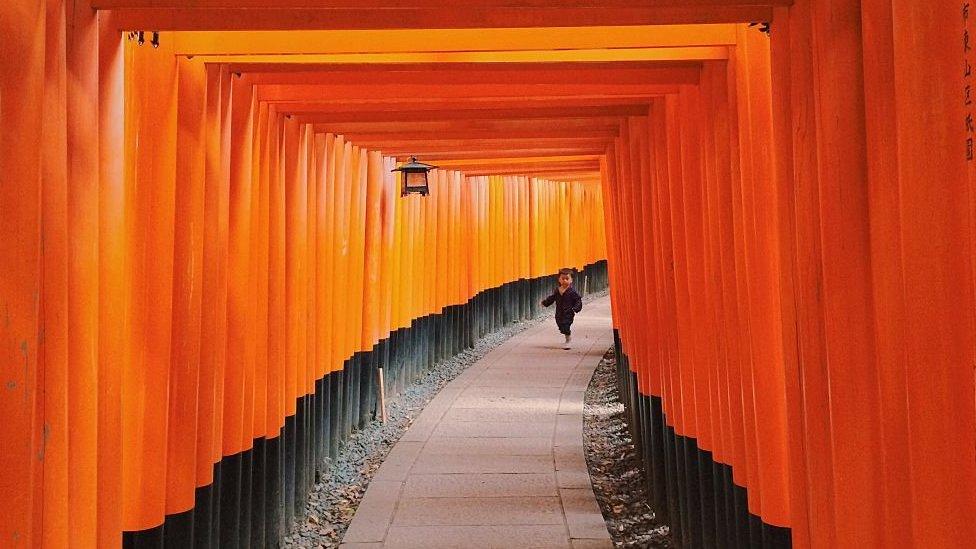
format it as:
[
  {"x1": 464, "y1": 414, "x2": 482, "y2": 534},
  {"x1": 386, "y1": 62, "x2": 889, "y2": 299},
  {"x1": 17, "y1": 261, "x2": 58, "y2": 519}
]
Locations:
[{"x1": 3, "y1": 3, "x2": 976, "y2": 547}]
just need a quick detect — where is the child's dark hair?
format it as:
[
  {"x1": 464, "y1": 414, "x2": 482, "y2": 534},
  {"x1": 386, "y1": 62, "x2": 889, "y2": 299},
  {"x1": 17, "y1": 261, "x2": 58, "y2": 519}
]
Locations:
[{"x1": 558, "y1": 268, "x2": 574, "y2": 277}]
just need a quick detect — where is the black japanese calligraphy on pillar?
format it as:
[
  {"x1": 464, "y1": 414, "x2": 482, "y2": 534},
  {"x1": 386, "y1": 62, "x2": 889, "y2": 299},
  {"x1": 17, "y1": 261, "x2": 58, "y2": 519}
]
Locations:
[{"x1": 966, "y1": 2, "x2": 974, "y2": 160}]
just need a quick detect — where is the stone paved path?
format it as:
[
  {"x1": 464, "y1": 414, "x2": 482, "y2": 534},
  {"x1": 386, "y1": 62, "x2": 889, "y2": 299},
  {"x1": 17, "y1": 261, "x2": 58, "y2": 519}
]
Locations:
[{"x1": 341, "y1": 296, "x2": 614, "y2": 549}]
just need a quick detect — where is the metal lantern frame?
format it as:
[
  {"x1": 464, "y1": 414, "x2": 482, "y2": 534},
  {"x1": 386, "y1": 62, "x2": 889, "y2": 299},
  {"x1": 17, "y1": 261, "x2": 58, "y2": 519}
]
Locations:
[{"x1": 392, "y1": 156, "x2": 437, "y2": 196}]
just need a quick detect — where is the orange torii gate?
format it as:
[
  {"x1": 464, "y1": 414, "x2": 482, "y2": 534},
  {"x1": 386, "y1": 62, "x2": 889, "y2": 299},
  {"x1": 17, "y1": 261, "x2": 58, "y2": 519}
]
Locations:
[{"x1": 1, "y1": 2, "x2": 975, "y2": 548}]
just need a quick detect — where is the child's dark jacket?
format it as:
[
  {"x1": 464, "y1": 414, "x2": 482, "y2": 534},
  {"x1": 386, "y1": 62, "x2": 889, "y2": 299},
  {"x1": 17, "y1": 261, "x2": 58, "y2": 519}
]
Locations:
[{"x1": 542, "y1": 286, "x2": 583, "y2": 326}]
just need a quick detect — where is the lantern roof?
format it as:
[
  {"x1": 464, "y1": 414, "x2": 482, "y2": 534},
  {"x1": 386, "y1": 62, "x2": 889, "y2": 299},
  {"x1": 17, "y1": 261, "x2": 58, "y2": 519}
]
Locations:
[{"x1": 392, "y1": 156, "x2": 437, "y2": 173}]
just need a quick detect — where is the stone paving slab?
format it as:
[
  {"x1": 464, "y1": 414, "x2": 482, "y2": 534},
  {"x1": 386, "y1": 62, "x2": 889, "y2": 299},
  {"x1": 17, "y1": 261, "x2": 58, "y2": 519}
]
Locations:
[
  {"x1": 342, "y1": 480, "x2": 404, "y2": 543},
  {"x1": 383, "y1": 525, "x2": 572, "y2": 549},
  {"x1": 398, "y1": 417, "x2": 441, "y2": 442},
  {"x1": 558, "y1": 391, "x2": 586, "y2": 415},
  {"x1": 554, "y1": 446, "x2": 589, "y2": 472},
  {"x1": 468, "y1": 374, "x2": 573, "y2": 388},
  {"x1": 373, "y1": 442, "x2": 425, "y2": 482},
  {"x1": 472, "y1": 368, "x2": 579, "y2": 380},
  {"x1": 450, "y1": 395, "x2": 564, "y2": 412},
  {"x1": 410, "y1": 453, "x2": 555, "y2": 475},
  {"x1": 341, "y1": 297, "x2": 613, "y2": 548},
  {"x1": 392, "y1": 496, "x2": 565, "y2": 526},
  {"x1": 431, "y1": 419, "x2": 555, "y2": 438},
  {"x1": 560, "y1": 488, "x2": 613, "y2": 540},
  {"x1": 402, "y1": 473, "x2": 558, "y2": 498},
  {"x1": 421, "y1": 436, "x2": 555, "y2": 456},
  {"x1": 557, "y1": 470, "x2": 594, "y2": 489},
  {"x1": 459, "y1": 385, "x2": 566, "y2": 398},
  {"x1": 555, "y1": 414, "x2": 583, "y2": 446},
  {"x1": 565, "y1": 370, "x2": 599, "y2": 390},
  {"x1": 441, "y1": 406, "x2": 558, "y2": 423}
]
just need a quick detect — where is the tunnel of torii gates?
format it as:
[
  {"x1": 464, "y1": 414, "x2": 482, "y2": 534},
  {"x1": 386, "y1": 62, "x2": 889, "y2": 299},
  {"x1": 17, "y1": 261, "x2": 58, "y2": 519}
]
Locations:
[{"x1": 1, "y1": 1, "x2": 975, "y2": 548}]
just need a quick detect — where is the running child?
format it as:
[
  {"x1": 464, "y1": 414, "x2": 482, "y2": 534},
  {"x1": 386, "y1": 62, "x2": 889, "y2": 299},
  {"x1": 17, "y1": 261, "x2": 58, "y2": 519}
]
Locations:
[{"x1": 541, "y1": 268, "x2": 583, "y2": 349}]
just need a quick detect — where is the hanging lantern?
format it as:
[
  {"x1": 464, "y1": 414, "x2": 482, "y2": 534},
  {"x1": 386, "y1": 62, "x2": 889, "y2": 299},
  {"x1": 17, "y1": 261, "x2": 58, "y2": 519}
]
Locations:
[{"x1": 392, "y1": 156, "x2": 436, "y2": 197}]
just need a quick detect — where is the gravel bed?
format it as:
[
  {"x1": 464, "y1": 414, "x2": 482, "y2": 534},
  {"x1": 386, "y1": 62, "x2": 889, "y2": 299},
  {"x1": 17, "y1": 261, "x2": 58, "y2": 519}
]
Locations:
[
  {"x1": 284, "y1": 291, "x2": 608, "y2": 548},
  {"x1": 583, "y1": 347, "x2": 672, "y2": 548}
]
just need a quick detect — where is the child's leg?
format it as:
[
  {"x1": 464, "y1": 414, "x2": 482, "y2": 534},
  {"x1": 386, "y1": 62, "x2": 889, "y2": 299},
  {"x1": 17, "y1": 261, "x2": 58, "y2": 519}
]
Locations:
[{"x1": 557, "y1": 321, "x2": 572, "y2": 348}]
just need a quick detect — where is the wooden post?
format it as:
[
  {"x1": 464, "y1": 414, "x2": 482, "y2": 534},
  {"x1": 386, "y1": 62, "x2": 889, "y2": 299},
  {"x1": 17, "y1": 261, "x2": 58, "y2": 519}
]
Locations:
[{"x1": 377, "y1": 367, "x2": 388, "y2": 423}]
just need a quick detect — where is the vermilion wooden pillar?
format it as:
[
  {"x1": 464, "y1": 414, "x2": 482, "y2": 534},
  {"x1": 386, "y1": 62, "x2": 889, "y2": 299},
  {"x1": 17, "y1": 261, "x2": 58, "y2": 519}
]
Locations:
[
  {"x1": 0, "y1": 2, "x2": 46, "y2": 545},
  {"x1": 97, "y1": 12, "x2": 126, "y2": 549},
  {"x1": 772, "y1": 1, "x2": 976, "y2": 546},
  {"x1": 885, "y1": 2, "x2": 976, "y2": 546}
]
